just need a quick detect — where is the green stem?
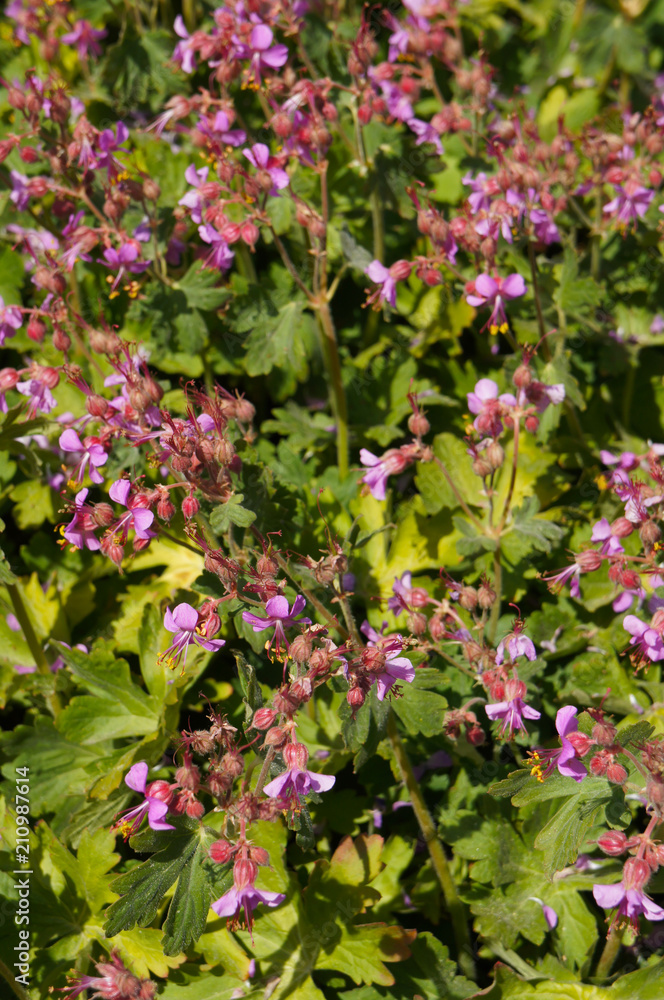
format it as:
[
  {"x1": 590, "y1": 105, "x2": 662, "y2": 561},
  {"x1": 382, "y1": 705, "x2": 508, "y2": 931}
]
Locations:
[
  {"x1": 315, "y1": 300, "x2": 349, "y2": 479},
  {"x1": 254, "y1": 747, "x2": 276, "y2": 797},
  {"x1": 0, "y1": 958, "x2": 28, "y2": 1000},
  {"x1": 621, "y1": 358, "x2": 636, "y2": 431},
  {"x1": 595, "y1": 925, "x2": 623, "y2": 980},
  {"x1": 591, "y1": 187, "x2": 602, "y2": 283},
  {"x1": 528, "y1": 243, "x2": 547, "y2": 346},
  {"x1": 7, "y1": 583, "x2": 61, "y2": 715},
  {"x1": 431, "y1": 456, "x2": 485, "y2": 533},
  {"x1": 488, "y1": 549, "x2": 502, "y2": 644},
  {"x1": 498, "y1": 417, "x2": 520, "y2": 534},
  {"x1": 370, "y1": 182, "x2": 385, "y2": 265},
  {"x1": 387, "y1": 712, "x2": 476, "y2": 980},
  {"x1": 337, "y1": 586, "x2": 361, "y2": 646}
]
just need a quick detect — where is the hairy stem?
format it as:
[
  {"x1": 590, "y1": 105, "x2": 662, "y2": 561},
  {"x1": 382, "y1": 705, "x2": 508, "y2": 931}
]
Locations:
[
  {"x1": 315, "y1": 299, "x2": 349, "y2": 478},
  {"x1": 595, "y1": 926, "x2": 623, "y2": 980},
  {"x1": 7, "y1": 583, "x2": 61, "y2": 715},
  {"x1": 254, "y1": 747, "x2": 276, "y2": 797},
  {"x1": 432, "y1": 456, "x2": 485, "y2": 533},
  {"x1": 387, "y1": 711, "x2": 476, "y2": 980},
  {"x1": 0, "y1": 958, "x2": 28, "y2": 1000}
]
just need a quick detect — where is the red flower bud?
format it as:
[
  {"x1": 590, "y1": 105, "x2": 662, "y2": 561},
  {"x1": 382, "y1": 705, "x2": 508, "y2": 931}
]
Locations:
[
  {"x1": 597, "y1": 830, "x2": 628, "y2": 856},
  {"x1": 146, "y1": 780, "x2": 173, "y2": 804},
  {"x1": 234, "y1": 858, "x2": 258, "y2": 889},
  {"x1": 182, "y1": 494, "x2": 200, "y2": 520},
  {"x1": 623, "y1": 857, "x2": 651, "y2": 891},
  {"x1": 606, "y1": 761, "x2": 628, "y2": 784},
  {"x1": 252, "y1": 707, "x2": 277, "y2": 730},
  {"x1": 283, "y1": 742, "x2": 309, "y2": 771},
  {"x1": 209, "y1": 839, "x2": 233, "y2": 864}
]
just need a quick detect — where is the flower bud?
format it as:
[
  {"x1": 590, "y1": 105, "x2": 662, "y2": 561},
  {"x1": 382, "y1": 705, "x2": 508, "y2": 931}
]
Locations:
[
  {"x1": 504, "y1": 678, "x2": 526, "y2": 700},
  {"x1": 234, "y1": 858, "x2": 258, "y2": 889},
  {"x1": 513, "y1": 364, "x2": 533, "y2": 389},
  {"x1": 640, "y1": 520, "x2": 661, "y2": 548},
  {"x1": 611, "y1": 517, "x2": 633, "y2": 538},
  {"x1": 623, "y1": 857, "x2": 651, "y2": 891},
  {"x1": 566, "y1": 731, "x2": 595, "y2": 756},
  {"x1": 347, "y1": 685, "x2": 365, "y2": 708},
  {"x1": 485, "y1": 441, "x2": 504, "y2": 470},
  {"x1": 290, "y1": 676, "x2": 313, "y2": 703},
  {"x1": 221, "y1": 751, "x2": 244, "y2": 777},
  {"x1": 467, "y1": 724, "x2": 486, "y2": 746},
  {"x1": 182, "y1": 494, "x2": 200, "y2": 520},
  {"x1": 249, "y1": 845, "x2": 270, "y2": 866},
  {"x1": 27, "y1": 316, "x2": 45, "y2": 343},
  {"x1": 209, "y1": 839, "x2": 233, "y2": 864},
  {"x1": 575, "y1": 550, "x2": 602, "y2": 573},
  {"x1": 597, "y1": 830, "x2": 627, "y2": 856},
  {"x1": 361, "y1": 646, "x2": 386, "y2": 673},
  {"x1": 283, "y1": 742, "x2": 309, "y2": 771},
  {"x1": 428, "y1": 615, "x2": 446, "y2": 641},
  {"x1": 146, "y1": 780, "x2": 173, "y2": 804},
  {"x1": 458, "y1": 585, "x2": 478, "y2": 611},
  {"x1": 53, "y1": 327, "x2": 71, "y2": 352},
  {"x1": 592, "y1": 722, "x2": 617, "y2": 747},
  {"x1": 472, "y1": 457, "x2": 494, "y2": 478},
  {"x1": 157, "y1": 496, "x2": 176, "y2": 522},
  {"x1": 408, "y1": 412, "x2": 430, "y2": 438},
  {"x1": 143, "y1": 178, "x2": 161, "y2": 201},
  {"x1": 478, "y1": 580, "x2": 496, "y2": 609},
  {"x1": 606, "y1": 761, "x2": 628, "y2": 784},
  {"x1": 389, "y1": 259, "x2": 412, "y2": 281},
  {"x1": 252, "y1": 707, "x2": 277, "y2": 730},
  {"x1": 0, "y1": 368, "x2": 19, "y2": 391},
  {"x1": 525, "y1": 415, "x2": 539, "y2": 434},
  {"x1": 407, "y1": 611, "x2": 427, "y2": 635},
  {"x1": 263, "y1": 725, "x2": 288, "y2": 747},
  {"x1": 92, "y1": 503, "x2": 114, "y2": 527}
]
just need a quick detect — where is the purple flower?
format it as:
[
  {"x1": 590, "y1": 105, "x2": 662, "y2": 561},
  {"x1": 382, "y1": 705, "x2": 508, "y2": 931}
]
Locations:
[
  {"x1": 60, "y1": 20, "x2": 107, "y2": 59},
  {"x1": 593, "y1": 879, "x2": 664, "y2": 930},
  {"x1": 100, "y1": 243, "x2": 150, "y2": 292},
  {"x1": 242, "y1": 595, "x2": 311, "y2": 657},
  {"x1": 59, "y1": 429, "x2": 107, "y2": 485},
  {"x1": 495, "y1": 633, "x2": 536, "y2": 665},
  {"x1": 63, "y1": 488, "x2": 101, "y2": 551},
  {"x1": 198, "y1": 111, "x2": 246, "y2": 147},
  {"x1": 530, "y1": 207, "x2": 560, "y2": 245},
  {"x1": 211, "y1": 884, "x2": 286, "y2": 926},
  {"x1": 179, "y1": 164, "x2": 209, "y2": 223},
  {"x1": 360, "y1": 620, "x2": 416, "y2": 700},
  {"x1": 365, "y1": 260, "x2": 397, "y2": 308},
  {"x1": 542, "y1": 562, "x2": 581, "y2": 599},
  {"x1": 242, "y1": 143, "x2": 289, "y2": 195},
  {"x1": 591, "y1": 517, "x2": 625, "y2": 556},
  {"x1": 359, "y1": 447, "x2": 411, "y2": 501},
  {"x1": 0, "y1": 295, "x2": 22, "y2": 346},
  {"x1": 159, "y1": 602, "x2": 225, "y2": 671},
  {"x1": 9, "y1": 170, "x2": 30, "y2": 211},
  {"x1": 388, "y1": 571, "x2": 413, "y2": 617},
  {"x1": 604, "y1": 182, "x2": 654, "y2": 226},
  {"x1": 485, "y1": 692, "x2": 540, "y2": 738},
  {"x1": 463, "y1": 171, "x2": 500, "y2": 213},
  {"x1": 466, "y1": 378, "x2": 516, "y2": 437},
  {"x1": 113, "y1": 762, "x2": 174, "y2": 838},
  {"x1": 518, "y1": 379, "x2": 566, "y2": 414},
  {"x1": 623, "y1": 614, "x2": 664, "y2": 666},
  {"x1": 466, "y1": 273, "x2": 526, "y2": 335},
  {"x1": 15, "y1": 379, "x2": 56, "y2": 417},
  {"x1": 263, "y1": 751, "x2": 335, "y2": 802},
  {"x1": 235, "y1": 24, "x2": 289, "y2": 86},
  {"x1": 529, "y1": 706, "x2": 587, "y2": 783},
  {"x1": 96, "y1": 122, "x2": 129, "y2": 178},
  {"x1": 108, "y1": 479, "x2": 155, "y2": 540},
  {"x1": 173, "y1": 15, "x2": 196, "y2": 74},
  {"x1": 407, "y1": 117, "x2": 443, "y2": 154},
  {"x1": 198, "y1": 225, "x2": 235, "y2": 272}
]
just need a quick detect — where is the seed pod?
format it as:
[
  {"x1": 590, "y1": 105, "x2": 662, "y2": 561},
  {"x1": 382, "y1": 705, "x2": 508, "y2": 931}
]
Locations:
[{"x1": 209, "y1": 839, "x2": 233, "y2": 864}]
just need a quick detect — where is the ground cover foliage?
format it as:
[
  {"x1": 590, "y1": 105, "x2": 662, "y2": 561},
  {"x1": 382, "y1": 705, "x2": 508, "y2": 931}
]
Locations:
[{"x1": 2, "y1": 0, "x2": 664, "y2": 997}]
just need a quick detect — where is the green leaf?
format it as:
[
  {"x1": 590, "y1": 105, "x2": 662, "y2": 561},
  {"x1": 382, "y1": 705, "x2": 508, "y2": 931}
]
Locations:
[
  {"x1": 392, "y1": 681, "x2": 448, "y2": 737},
  {"x1": 209, "y1": 494, "x2": 257, "y2": 532},
  {"x1": 105, "y1": 821, "x2": 201, "y2": 937},
  {"x1": 177, "y1": 261, "x2": 230, "y2": 311},
  {"x1": 554, "y1": 248, "x2": 602, "y2": 315}
]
